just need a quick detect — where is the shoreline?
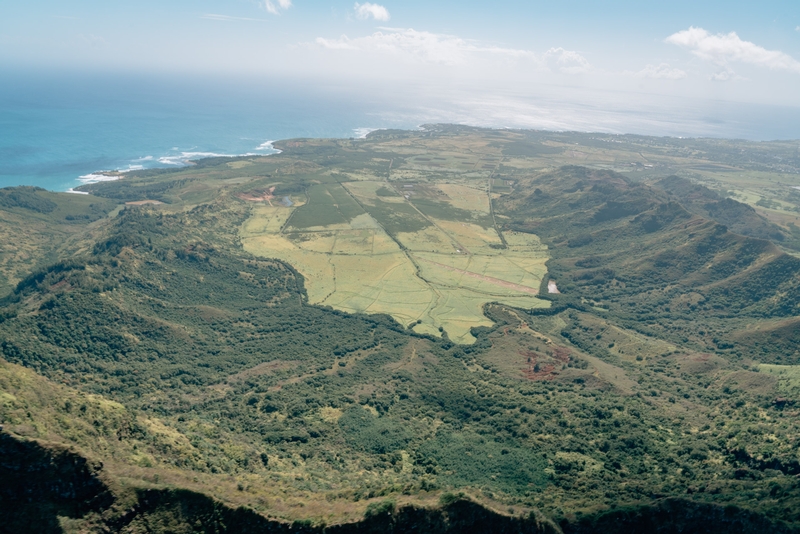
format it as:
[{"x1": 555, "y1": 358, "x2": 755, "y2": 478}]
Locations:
[
  {"x1": 68, "y1": 144, "x2": 284, "y2": 193},
  {"x1": 12, "y1": 122, "x2": 800, "y2": 195}
]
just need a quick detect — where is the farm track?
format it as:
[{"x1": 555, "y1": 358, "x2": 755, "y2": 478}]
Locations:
[
  {"x1": 488, "y1": 159, "x2": 509, "y2": 248},
  {"x1": 416, "y1": 256, "x2": 539, "y2": 295},
  {"x1": 404, "y1": 197, "x2": 470, "y2": 254}
]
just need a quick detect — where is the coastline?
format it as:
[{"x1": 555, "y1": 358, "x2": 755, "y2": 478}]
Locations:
[{"x1": 66, "y1": 142, "x2": 285, "y2": 193}]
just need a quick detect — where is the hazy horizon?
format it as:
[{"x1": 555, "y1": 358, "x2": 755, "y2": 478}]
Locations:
[
  {"x1": 3, "y1": 1, "x2": 800, "y2": 190},
  {"x1": 3, "y1": 0, "x2": 800, "y2": 112}
]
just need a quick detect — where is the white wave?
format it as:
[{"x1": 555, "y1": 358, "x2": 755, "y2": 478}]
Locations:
[
  {"x1": 77, "y1": 149, "x2": 268, "y2": 188},
  {"x1": 77, "y1": 173, "x2": 121, "y2": 184},
  {"x1": 353, "y1": 127, "x2": 383, "y2": 139},
  {"x1": 65, "y1": 188, "x2": 90, "y2": 195},
  {"x1": 158, "y1": 157, "x2": 183, "y2": 165},
  {"x1": 76, "y1": 163, "x2": 142, "y2": 185},
  {"x1": 255, "y1": 140, "x2": 281, "y2": 154},
  {"x1": 157, "y1": 151, "x2": 233, "y2": 166}
]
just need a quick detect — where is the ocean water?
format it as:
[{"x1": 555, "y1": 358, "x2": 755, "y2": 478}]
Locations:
[
  {"x1": 0, "y1": 71, "x2": 427, "y2": 191},
  {"x1": 2, "y1": 69, "x2": 799, "y2": 191}
]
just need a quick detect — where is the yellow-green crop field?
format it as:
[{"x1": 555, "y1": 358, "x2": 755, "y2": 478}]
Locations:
[
  {"x1": 438, "y1": 184, "x2": 491, "y2": 213},
  {"x1": 240, "y1": 169, "x2": 550, "y2": 343},
  {"x1": 430, "y1": 219, "x2": 503, "y2": 252},
  {"x1": 240, "y1": 205, "x2": 293, "y2": 234}
]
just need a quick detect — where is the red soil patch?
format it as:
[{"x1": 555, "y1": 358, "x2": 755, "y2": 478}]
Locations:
[
  {"x1": 521, "y1": 346, "x2": 571, "y2": 380},
  {"x1": 237, "y1": 186, "x2": 276, "y2": 205}
]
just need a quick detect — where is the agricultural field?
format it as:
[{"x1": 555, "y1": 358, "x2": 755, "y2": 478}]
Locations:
[
  {"x1": 241, "y1": 174, "x2": 550, "y2": 343},
  {"x1": 239, "y1": 126, "x2": 800, "y2": 341}
]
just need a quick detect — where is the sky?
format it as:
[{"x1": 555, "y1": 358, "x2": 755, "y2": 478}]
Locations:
[{"x1": 2, "y1": 0, "x2": 800, "y2": 120}]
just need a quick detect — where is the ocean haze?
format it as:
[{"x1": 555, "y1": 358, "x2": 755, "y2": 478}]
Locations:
[
  {"x1": 2, "y1": 69, "x2": 800, "y2": 191},
  {"x1": 0, "y1": 70, "x2": 415, "y2": 191}
]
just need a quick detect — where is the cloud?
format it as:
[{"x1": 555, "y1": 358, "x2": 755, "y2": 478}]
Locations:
[
  {"x1": 264, "y1": 0, "x2": 292, "y2": 15},
  {"x1": 710, "y1": 70, "x2": 733, "y2": 81},
  {"x1": 79, "y1": 34, "x2": 107, "y2": 48},
  {"x1": 354, "y1": 2, "x2": 390, "y2": 22},
  {"x1": 666, "y1": 27, "x2": 800, "y2": 74},
  {"x1": 633, "y1": 63, "x2": 687, "y2": 80},
  {"x1": 201, "y1": 14, "x2": 268, "y2": 22},
  {"x1": 315, "y1": 28, "x2": 528, "y2": 65},
  {"x1": 708, "y1": 67, "x2": 744, "y2": 82},
  {"x1": 315, "y1": 28, "x2": 588, "y2": 72},
  {"x1": 543, "y1": 47, "x2": 591, "y2": 74}
]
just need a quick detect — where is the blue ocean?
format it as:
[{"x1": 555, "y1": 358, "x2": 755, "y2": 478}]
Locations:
[
  {"x1": 2, "y1": 68, "x2": 800, "y2": 191},
  {"x1": 0, "y1": 70, "x2": 426, "y2": 191}
]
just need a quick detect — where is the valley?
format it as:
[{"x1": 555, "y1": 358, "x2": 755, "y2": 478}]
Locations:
[{"x1": 1, "y1": 125, "x2": 799, "y2": 532}]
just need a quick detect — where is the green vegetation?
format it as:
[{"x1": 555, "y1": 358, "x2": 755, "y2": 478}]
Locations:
[
  {"x1": 360, "y1": 198, "x2": 432, "y2": 235},
  {"x1": 289, "y1": 183, "x2": 365, "y2": 229},
  {"x1": 409, "y1": 198, "x2": 493, "y2": 228},
  {"x1": 0, "y1": 186, "x2": 57, "y2": 213},
  {"x1": 760, "y1": 364, "x2": 800, "y2": 398},
  {"x1": 497, "y1": 166, "x2": 800, "y2": 359},
  {"x1": 2, "y1": 126, "x2": 800, "y2": 532},
  {"x1": 0, "y1": 186, "x2": 118, "y2": 295}
]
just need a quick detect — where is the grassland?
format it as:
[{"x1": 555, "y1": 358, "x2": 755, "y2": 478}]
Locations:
[
  {"x1": 759, "y1": 364, "x2": 800, "y2": 398},
  {"x1": 0, "y1": 188, "x2": 118, "y2": 294}
]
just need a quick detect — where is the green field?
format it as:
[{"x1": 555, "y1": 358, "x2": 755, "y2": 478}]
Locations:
[{"x1": 287, "y1": 183, "x2": 366, "y2": 229}]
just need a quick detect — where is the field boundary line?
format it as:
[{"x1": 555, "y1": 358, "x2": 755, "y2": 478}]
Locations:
[{"x1": 416, "y1": 256, "x2": 539, "y2": 295}]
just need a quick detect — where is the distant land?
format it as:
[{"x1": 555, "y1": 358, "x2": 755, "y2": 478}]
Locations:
[
  {"x1": 4, "y1": 70, "x2": 800, "y2": 192},
  {"x1": 1, "y1": 125, "x2": 800, "y2": 533}
]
